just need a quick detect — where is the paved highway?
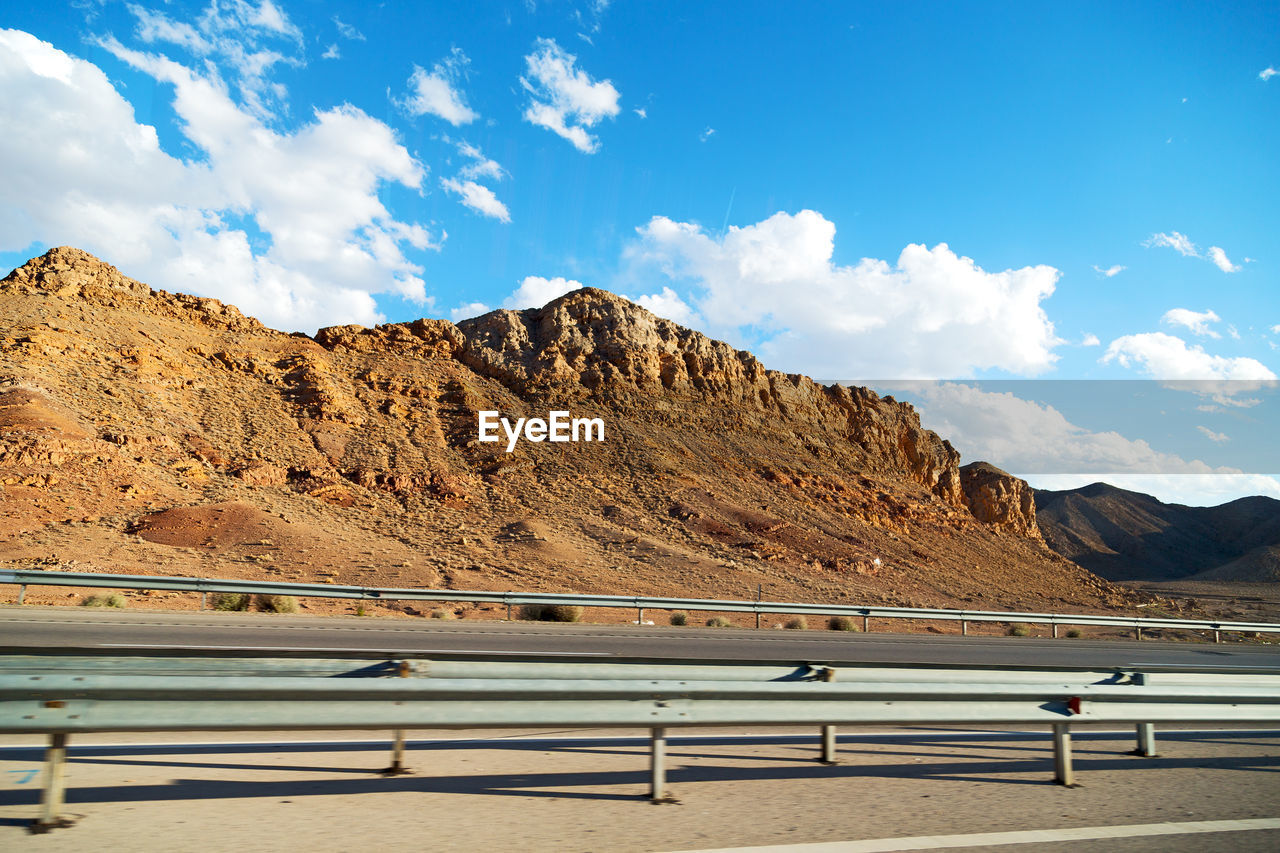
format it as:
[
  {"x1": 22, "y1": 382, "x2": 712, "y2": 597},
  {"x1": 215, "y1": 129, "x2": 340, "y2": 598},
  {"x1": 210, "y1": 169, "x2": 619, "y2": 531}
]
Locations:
[{"x1": 2, "y1": 605, "x2": 1277, "y2": 668}]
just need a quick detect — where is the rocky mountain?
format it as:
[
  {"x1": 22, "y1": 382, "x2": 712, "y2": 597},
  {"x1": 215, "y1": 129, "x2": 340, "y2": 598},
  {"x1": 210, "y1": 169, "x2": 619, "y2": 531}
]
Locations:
[
  {"x1": 1035, "y1": 482, "x2": 1280, "y2": 582},
  {"x1": 0, "y1": 247, "x2": 1130, "y2": 616}
]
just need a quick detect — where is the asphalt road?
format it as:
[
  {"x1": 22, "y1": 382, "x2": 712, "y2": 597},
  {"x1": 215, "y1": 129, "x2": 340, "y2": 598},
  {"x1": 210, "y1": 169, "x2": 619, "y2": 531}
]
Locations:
[{"x1": 2, "y1": 605, "x2": 1278, "y2": 669}]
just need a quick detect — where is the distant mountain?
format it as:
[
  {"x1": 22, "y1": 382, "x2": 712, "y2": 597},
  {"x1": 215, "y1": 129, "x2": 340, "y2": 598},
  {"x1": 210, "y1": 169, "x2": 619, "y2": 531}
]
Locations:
[{"x1": 1034, "y1": 482, "x2": 1280, "y2": 582}]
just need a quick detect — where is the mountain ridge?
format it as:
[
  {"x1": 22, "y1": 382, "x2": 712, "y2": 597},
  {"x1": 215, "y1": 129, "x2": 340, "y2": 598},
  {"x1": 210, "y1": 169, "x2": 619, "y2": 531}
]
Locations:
[{"x1": 0, "y1": 247, "x2": 1132, "y2": 616}]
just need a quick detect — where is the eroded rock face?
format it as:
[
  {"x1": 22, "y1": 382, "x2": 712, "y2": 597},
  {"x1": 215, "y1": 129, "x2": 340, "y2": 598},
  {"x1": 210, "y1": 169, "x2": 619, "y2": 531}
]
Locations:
[{"x1": 960, "y1": 461, "x2": 1040, "y2": 538}]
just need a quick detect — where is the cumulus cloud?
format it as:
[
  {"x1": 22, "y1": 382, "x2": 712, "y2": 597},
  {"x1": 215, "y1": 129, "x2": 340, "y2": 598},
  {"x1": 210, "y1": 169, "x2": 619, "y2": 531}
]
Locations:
[
  {"x1": 503, "y1": 275, "x2": 584, "y2": 309},
  {"x1": 126, "y1": 0, "x2": 302, "y2": 121},
  {"x1": 1207, "y1": 245, "x2": 1241, "y2": 273},
  {"x1": 440, "y1": 177, "x2": 510, "y2": 223},
  {"x1": 626, "y1": 210, "x2": 1063, "y2": 378},
  {"x1": 1197, "y1": 425, "x2": 1230, "y2": 444},
  {"x1": 1162, "y1": 308, "x2": 1221, "y2": 338},
  {"x1": 399, "y1": 48, "x2": 478, "y2": 126},
  {"x1": 1261, "y1": 67, "x2": 1278, "y2": 81},
  {"x1": 629, "y1": 286, "x2": 696, "y2": 325},
  {"x1": 1145, "y1": 231, "x2": 1199, "y2": 257},
  {"x1": 1093, "y1": 264, "x2": 1125, "y2": 277},
  {"x1": 893, "y1": 381, "x2": 1231, "y2": 477},
  {"x1": 0, "y1": 28, "x2": 440, "y2": 332},
  {"x1": 520, "y1": 38, "x2": 620, "y2": 153},
  {"x1": 449, "y1": 301, "x2": 490, "y2": 321},
  {"x1": 1102, "y1": 333, "x2": 1276, "y2": 380},
  {"x1": 1081, "y1": 333, "x2": 1101, "y2": 347}
]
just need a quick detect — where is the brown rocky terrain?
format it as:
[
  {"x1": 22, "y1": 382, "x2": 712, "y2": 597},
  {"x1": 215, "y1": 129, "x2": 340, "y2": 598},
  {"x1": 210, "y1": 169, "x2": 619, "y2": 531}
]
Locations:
[{"x1": 0, "y1": 247, "x2": 1140, "y2": 620}]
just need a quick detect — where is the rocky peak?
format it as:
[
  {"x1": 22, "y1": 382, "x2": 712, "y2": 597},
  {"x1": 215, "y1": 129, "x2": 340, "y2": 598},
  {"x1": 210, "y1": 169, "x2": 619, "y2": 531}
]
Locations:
[{"x1": 2, "y1": 246, "x2": 151, "y2": 301}]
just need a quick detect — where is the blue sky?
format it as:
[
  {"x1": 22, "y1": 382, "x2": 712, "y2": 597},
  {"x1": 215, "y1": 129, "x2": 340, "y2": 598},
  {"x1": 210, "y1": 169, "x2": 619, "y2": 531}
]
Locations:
[{"x1": 1, "y1": 1, "x2": 1277, "y2": 503}]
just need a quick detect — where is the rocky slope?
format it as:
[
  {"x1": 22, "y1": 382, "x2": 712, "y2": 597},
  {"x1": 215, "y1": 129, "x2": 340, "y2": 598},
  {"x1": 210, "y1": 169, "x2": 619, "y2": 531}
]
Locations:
[
  {"x1": 0, "y1": 247, "x2": 1129, "y2": 616},
  {"x1": 1036, "y1": 482, "x2": 1280, "y2": 582}
]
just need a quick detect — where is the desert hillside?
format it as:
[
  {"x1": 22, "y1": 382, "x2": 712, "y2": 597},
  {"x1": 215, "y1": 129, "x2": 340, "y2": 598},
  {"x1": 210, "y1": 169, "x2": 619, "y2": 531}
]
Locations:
[
  {"x1": 1036, "y1": 482, "x2": 1280, "y2": 583},
  {"x1": 0, "y1": 247, "x2": 1135, "y2": 616}
]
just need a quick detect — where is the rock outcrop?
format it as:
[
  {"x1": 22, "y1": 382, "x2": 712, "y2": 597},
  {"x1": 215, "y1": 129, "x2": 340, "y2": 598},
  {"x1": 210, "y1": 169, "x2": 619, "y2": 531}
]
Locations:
[{"x1": 960, "y1": 462, "x2": 1040, "y2": 538}]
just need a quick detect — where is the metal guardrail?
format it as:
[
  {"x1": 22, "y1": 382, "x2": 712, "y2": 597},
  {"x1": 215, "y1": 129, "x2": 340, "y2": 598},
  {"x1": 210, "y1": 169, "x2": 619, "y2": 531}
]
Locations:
[
  {"x1": 3, "y1": 568, "x2": 1278, "y2": 641},
  {"x1": 2, "y1": 650, "x2": 1279, "y2": 830}
]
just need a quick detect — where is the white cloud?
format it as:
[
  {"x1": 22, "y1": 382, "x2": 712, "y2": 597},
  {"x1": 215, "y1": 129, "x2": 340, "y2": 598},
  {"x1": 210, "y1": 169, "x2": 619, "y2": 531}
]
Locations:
[
  {"x1": 1028, "y1": 474, "x2": 1280, "y2": 507},
  {"x1": 1197, "y1": 425, "x2": 1230, "y2": 444},
  {"x1": 0, "y1": 29, "x2": 440, "y2": 332},
  {"x1": 321, "y1": 43, "x2": 339, "y2": 60},
  {"x1": 520, "y1": 38, "x2": 620, "y2": 153},
  {"x1": 454, "y1": 140, "x2": 506, "y2": 182},
  {"x1": 1081, "y1": 333, "x2": 1101, "y2": 347},
  {"x1": 629, "y1": 286, "x2": 696, "y2": 325},
  {"x1": 1145, "y1": 231, "x2": 1199, "y2": 257},
  {"x1": 126, "y1": 0, "x2": 303, "y2": 121},
  {"x1": 889, "y1": 381, "x2": 1235, "y2": 477},
  {"x1": 1227, "y1": 324, "x2": 1241, "y2": 340},
  {"x1": 450, "y1": 301, "x2": 490, "y2": 321},
  {"x1": 399, "y1": 48, "x2": 478, "y2": 126},
  {"x1": 503, "y1": 275, "x2": 584, "y2": 309},
  {"x1": 1162, "y1": 308, "x2": 1221, "y2": 338},
  {"x1": 1260, "y1": 67, "x2": 1278, "y2": 81},
  {"x1": 1272, "y1": 324, "x2": 1280, "y2": 335},
  {"x1": 1102, "y1": 333, "x2": 1276, "y2": 380},
  {"x1": 1144, "y1": 231, "x2": 1243, "y2": 273},
  {"x1": 634, "y1": 107, "x2": 647, "y2": 119},
  {"x1": 440, "y1": 177, "x2": 510, "y2": 223},
  {"x1": 626, "y1": 210, "x2": 1063, "y2": 378},
  {"x1": 1207, "y1": 245, "x2": 1241, "y2": 273},
  {"x1": 700, "y1": 127, "x2": 715, "y2": 142},
  {"x1": 333, "y1": 16, "x2": 365, "y2": 41},
  {"x1": 1092, "y1": 264, "x2": 1125, "y2": 277}
]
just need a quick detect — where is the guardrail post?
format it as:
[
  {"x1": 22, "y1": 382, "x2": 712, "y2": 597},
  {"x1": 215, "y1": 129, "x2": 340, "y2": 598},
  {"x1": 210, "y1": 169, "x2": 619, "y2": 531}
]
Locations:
[
  {"x1": 961, "y1": 620, "x2": 968, "y2": 636},
  {"x1": 1052, "y1": 723, "x2": 1075, "y2": 786},
  {"x1": 1134, "y1": 723, "x2": 1157, "y2": 757},
  {"x1": 1135, "y1": 625, "x2": 1142, "y2": 640},
  {"x1": 650, "y1": 727, "x2": 667, "y2": 801},
  {"x1": 1214, "y1": 629, "x2": 1221, "y2": 643},
  {"x1": 32, "y1": 732, "x2": 70, "y2": 832},
  {"x1": 18, "y1": 584, "x2": 25, "y2": 605},
  {"x1": 1051, "y1": 623, "x2": 1059, "y2": 639},
  {"x1": 863, "y1": 616, "x2": 870, "y2": 632},
  {"x1": 638, "y1": 607, "x2": 644, "y2": 624},
  {"x1": 200, "y1": 592, "x2": 207, "y2": 611},
  {"x1": 382, "y1": 661, "x2": 411, "y2": 776},
  {"x1": 820, "y1": 725, "x2": 837, "y2": 764}
]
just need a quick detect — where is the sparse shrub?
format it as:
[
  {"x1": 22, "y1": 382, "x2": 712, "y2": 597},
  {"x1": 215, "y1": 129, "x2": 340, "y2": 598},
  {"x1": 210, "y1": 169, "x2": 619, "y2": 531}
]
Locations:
[
  {"x1": 518, "y1": 603, "x2": 583, "y2": 623},
  {"x1": 1065, "y1": 628, "x2": 1082, "y2": 639},
  {"x1": 81, "y1": 593, "x2": 127, "y2": 608},
  {"x1": 430, "y1": 608, "x2": 454, "y2": 620},
  {"x1": 827, "y1": 616, "x2": 858, "y2": 632},
  {"x1": 669, "y1": 610, "x2": 688, "y2": 626},
  {"x1": 784, "y1": 616, "x2": 808, "y2": 630},
  {"x1": 1007, "y1": 623, "x2": 1030, "y2": 637},
  {"x1": 706, "y1": 616, "x2": 732, "y2": 628},
  {"x1": 211, "y1": 592, "x2": 250, "y2": 612},
  {"x1": 355, "y1": 604, "x2": 367, "y2": 617},
  {"x1": 254, "y1": 594, "x2": 298, "y2": 614}
]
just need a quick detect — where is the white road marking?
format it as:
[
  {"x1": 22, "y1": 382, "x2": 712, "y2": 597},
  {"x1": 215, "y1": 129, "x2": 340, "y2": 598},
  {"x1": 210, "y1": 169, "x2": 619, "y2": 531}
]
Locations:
[{"x1": 675, "y1": 818, "x2": 1280, "y2": 852}]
